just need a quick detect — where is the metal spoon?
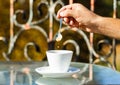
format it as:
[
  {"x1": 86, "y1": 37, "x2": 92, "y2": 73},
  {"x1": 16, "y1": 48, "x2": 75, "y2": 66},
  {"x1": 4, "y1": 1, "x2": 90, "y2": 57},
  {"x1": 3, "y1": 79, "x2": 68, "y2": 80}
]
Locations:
[{"x1": 55, "y1": 18, "x2": 63, "y2": 41}]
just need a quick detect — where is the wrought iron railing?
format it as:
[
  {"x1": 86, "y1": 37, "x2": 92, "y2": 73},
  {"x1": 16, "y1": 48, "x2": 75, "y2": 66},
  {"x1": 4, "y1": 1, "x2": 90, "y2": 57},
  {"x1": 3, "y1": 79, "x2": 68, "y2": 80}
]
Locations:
[{"x1": 0, "y1": 0, "x2": 119, "y2": 72}]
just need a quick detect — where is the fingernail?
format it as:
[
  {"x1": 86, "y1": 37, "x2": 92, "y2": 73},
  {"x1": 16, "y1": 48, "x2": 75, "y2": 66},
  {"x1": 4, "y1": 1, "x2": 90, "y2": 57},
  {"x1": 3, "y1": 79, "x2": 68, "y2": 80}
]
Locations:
[{"x1": 60, "y1": 12, "x2": 64, "y2": 16}]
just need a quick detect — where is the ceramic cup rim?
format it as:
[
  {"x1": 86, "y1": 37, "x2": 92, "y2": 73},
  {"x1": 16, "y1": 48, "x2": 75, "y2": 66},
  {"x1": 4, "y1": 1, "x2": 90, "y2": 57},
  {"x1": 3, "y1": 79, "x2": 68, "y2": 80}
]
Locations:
[{"x1": 46, "y1": 50, "x2": 73, "y2": 54}]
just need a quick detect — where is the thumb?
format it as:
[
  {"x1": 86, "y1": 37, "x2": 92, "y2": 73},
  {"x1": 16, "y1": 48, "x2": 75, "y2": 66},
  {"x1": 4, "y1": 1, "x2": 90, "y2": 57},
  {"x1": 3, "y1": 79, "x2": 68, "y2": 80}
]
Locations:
[{"x1": 60, "y1": 10, "x2": 76, "y2": 18}]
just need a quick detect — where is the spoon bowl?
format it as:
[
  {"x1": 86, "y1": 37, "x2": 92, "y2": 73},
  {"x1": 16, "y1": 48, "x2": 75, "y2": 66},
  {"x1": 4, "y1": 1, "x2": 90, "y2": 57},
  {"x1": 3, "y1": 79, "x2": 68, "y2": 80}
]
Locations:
[{"x1": 56, "y1": 32, "x2": 63, "y2": 41}]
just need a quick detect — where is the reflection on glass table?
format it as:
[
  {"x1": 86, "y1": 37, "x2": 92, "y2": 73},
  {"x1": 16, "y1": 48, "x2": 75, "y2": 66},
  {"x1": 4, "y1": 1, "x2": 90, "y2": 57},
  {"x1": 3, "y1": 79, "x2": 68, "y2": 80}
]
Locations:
[
  {"x1": 0, "y1": 62, "x2": 120, "y2": 85},
  {"x1": 35, "y1": 77, "x2": 82, "y2": 85}
]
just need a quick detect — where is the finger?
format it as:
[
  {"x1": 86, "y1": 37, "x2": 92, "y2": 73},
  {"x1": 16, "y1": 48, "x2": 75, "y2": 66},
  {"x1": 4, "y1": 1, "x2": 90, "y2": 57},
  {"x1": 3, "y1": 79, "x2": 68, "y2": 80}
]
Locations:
[
  {"x1": 57, "y1": 6, "x2": 67, "y2": 18},
  {"x1": 69, "y1": 20, "x2": 74, "y2": 26},
  {"x1": 64, "y1": 5, "x2": 72, "y2": 9},
  {"x1": 64, "y1": 17, "x2": 70, "y2": 23},
  {"x1": 57, "y1": 5, "x2": 72, "y2": 18},
  {"x1": 59, "y1": 9, "x2": 74, "y2": 18}
]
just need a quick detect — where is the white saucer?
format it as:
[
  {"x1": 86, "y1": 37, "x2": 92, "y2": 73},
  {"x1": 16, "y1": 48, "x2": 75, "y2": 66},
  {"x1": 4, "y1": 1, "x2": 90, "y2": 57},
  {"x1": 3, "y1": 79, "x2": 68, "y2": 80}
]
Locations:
[{"x1": 35, "y1": 66, "x2": 80, "y2": 78}]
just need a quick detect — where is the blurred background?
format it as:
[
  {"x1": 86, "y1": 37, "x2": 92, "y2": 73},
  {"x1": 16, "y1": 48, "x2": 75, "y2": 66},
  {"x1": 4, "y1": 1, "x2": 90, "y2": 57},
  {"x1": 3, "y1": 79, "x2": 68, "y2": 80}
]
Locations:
[{"x1": 0, "y1": 0, "x2": 120, "y2": 71}]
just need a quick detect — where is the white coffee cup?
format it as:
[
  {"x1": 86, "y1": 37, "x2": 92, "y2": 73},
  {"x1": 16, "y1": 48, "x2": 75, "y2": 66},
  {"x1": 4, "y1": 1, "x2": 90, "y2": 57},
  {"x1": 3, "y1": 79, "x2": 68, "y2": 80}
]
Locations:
[{"x1": 46, "y1": 50, "x2": 73, "y2": 73}]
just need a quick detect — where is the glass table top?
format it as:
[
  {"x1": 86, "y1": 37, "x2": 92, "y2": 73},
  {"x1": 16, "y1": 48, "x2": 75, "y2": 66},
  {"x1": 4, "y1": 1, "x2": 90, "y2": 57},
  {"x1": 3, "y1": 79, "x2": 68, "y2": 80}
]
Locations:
[{"x1": 0, "y1": 61, "x2": 120, "y2": 85}]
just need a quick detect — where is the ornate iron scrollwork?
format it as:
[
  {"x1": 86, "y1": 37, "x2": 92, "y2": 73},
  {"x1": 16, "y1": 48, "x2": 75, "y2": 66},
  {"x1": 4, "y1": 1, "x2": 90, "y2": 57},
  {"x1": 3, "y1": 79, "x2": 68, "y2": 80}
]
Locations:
[{"x1": 0, "y1": 0, "x2": 117, "y2": 70}]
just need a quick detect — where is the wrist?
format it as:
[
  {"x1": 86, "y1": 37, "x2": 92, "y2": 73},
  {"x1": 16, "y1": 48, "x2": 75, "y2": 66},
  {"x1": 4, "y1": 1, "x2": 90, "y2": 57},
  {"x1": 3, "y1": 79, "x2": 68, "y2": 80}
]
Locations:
[{"x1": 88, "y1": 15, "x2": 103, "y2": 33}]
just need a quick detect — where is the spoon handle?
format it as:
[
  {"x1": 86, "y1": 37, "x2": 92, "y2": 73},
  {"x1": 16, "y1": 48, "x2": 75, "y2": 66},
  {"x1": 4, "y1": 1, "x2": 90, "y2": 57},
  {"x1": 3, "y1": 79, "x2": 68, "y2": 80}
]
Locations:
[
  {"x1": 55, "y1": 18, "x2": 63, "y2": 41},
  {"x1": 59, "y1": 18, "x2": 63, "y2": 31}
]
